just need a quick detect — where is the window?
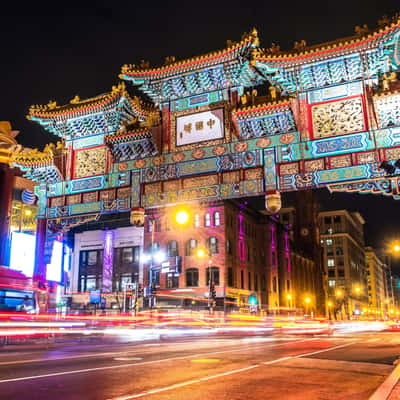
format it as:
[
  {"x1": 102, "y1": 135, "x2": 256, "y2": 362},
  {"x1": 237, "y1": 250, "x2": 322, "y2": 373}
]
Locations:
[
  {"x1": 248, "y1": 271, "x2": 252, "y2": 290},
  {"x1": 240, "y1": 270, "x2": 244, "y2": 289},
  {"x1": 122, "y1": 248, "x2": 133, "y2": 263},
  {"x1": 335, "y1": 247, "x2": 344, "y2": 255},
  {"x1": 328, "y1": 280, "x2": 336, "y2": 287},
  {"x1": 166, "y1": 274, "x2": 179, "y2": 288},
  {"x1": 194, "y1": 214, "x2": 200, "y2": 228},
  {"x1": 324, "y1": 217, "x2": 331, "y2": 224},
  {"x1": 272, "y1": 276, "x2": 277, "y2": 293},
  {"x1": 228, "y1": 267, "x2": 234, "y2": 287},
  {"x1": 214, "y1": 211, "x2": 221, "y2": 226},
  {"x1": 254, "y1": 274, "x2": 258, "y2": 291},
  {"x1": 326, "y1": 239, "x2": 333, "y2": 246},
  {"x1": 152, "y1": 270, "x2": 160, "y2": 285},
  {"x1": 338, "y1": 269, "x2": 345, "y2": 277},
  {"x1": 206, "y1": 267, "x2": 220, "y2": 286},
  {"x1": 87, "y1": 251, "x2": 98, "y2": 266},
  {"x1": 327, "y1": 259, "x2": 335, "y2": 267},
  {"x1": 204, "y1": 213, "x2": 211, "y2": 227},
  {"x1": 185, "y1": 239, "x2": 197, "y2": 256},
  {"x1": 327, "y1": 248, "x2": 334, "y2": 256},
  {"x1": 167, "y1": 240, "x2": 179, "y2": 257},
  {"x1": 226, "y1": 239, "x2": 232, "y2": 255},
  {"x1": 334, "y1": 216, "x2": 341, "y2": 223},
  {"x1": 286, "y1": 279, "x2": 290, "y2": 291},
  {"x1": 328, "y1": 270, "x2": 335, "y2": 277},
  {"x1": 186, "y1": 268, "x2": 199, "y2": 287},
  {"x1": 147, "y1": 219, "x2": 153, "y2": 233},
  {"x1": 327, "y1": 228, "x2": 333, "y2": 234},
  {"x1": 208, "y1": 237, "x2": 219, "y2": 254},
  {"x1": 261, "y1": 274, "x2": 266, "y2": 291}
]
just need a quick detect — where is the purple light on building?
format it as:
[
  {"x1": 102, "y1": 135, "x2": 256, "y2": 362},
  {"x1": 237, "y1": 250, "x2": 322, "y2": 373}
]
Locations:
[
  {"x1": 284, "y1": 230, "x2": 291, "y2": 273},
  {"x1": 102, "y1": 230, "x2": 114, "y2": 293}
]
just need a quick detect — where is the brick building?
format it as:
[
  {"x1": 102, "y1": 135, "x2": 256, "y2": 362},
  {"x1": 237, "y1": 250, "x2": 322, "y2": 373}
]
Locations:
[
  {"x1": 279, "y1": 191, "x2": 324, "y2": 316},
  {"x1": 142, "y1": 200, "x2": 289, "y2": 312}
]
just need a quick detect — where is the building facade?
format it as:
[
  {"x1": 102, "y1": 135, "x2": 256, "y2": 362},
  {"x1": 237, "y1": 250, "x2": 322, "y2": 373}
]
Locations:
[
  {"x1": 141, "y1": 201, "x2": 292, "y2": 312},
  {"x1": 280, "y1": 191, "x2": 324, "y2": 316},
  {"x1": 319, "y1": 210, "x2": 368, "y2": 318},
  {"x1": 365, "y1": 247, "x2": 389, "y2": 318}
]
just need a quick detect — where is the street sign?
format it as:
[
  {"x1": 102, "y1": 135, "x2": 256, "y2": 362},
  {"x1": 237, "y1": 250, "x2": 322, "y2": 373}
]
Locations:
[
  {"x1": 123, "y1": 282, "x2": 136, "y2": 291},
  {"x1": 89, "y1": 290, "x2": 101, "y2": 304}
]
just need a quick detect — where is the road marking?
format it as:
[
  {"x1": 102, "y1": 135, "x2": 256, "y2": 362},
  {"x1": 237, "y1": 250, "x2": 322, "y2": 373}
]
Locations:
[
  {"x1": 111, "y1": 364, "x2": 260, "y2": 400},
  {"x1": 191, "y1": 358, "x2": 220, "y2": 363},
  {"x1": 114, "y1": 357, "x2": 143, "y2": 361},
  {"x1": 110, "y1": 341, "x2": 357, "y2": 400},
  {"x1": 0, "y1": 338, "x2": 315, "y2": 384},
  {"x1": 293, "y1": 341, "x2": 357, "y2": 358}
]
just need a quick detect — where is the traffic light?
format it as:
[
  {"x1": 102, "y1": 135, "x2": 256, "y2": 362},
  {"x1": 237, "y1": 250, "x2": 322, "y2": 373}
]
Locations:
[
  {"x1": 151, "y1": 282, "x2": 157, "y2": 296},
  {"x1": 249, "y1": 295, "x2": 258, "y2": 306},
  {"x1": 210, "y1": 281, "x2": 216, "y2": 300},
  {"x1": 175, "y1": 256, "x2": 182, "y2": 274}
]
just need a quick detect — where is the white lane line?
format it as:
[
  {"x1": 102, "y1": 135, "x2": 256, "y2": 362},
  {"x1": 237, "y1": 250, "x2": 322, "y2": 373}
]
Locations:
[
  {"x1": 293, "y1": 341, "x2": 357, "y2": 358},
  {"x1": 0, "y1": 338, "x2": 315, "y2": 384},
  {"x1": 111, "y1": 365, "x2": 260, "y2": 400},
  {"x1": 110, "y1": 341, "x2": 357, "y2": 400}
]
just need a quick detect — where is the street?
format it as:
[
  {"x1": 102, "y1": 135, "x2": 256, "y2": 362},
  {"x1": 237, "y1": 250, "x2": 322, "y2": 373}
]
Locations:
[{"x1": 1, "y1": 331, "x2": 399, "y2": 399}]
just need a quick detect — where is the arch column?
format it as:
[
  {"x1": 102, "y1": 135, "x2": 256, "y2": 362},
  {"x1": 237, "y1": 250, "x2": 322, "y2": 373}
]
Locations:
[{"x1": 0, "y1": 164, "x2": 15, "y2": 266}]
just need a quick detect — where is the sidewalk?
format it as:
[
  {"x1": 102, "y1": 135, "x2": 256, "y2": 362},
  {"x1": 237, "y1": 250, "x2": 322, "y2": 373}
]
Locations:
[{"x1": 370, "y1": 360, "x2": 400, "y2": 400}]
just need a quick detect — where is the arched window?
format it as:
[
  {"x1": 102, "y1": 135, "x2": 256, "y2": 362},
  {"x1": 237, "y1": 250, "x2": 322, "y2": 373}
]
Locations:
[
  {"x1": 186, "y1": 268, "x2": 199, "y2": 287},
  {"x1": 206, "y1": 266, "x2": 220, "y2": 286},
  {"x1": 167, "y1": 240, "x2": 179, "y2": 257},
  {"x1": 194, "y1": 214, "x2": 200, "y2": 228},
  {"x1": 204, "y1": 213, "x2": 211, "y2": 227},
  {"x1": 214, "y1": 211, "x2": 221, "y2": 226},
  {"x1": 185, "y1": 239, "x2": 198, "y2": 256},
  {"x1": 208, "y1": 237, "x2": 218, "y2": 254}
]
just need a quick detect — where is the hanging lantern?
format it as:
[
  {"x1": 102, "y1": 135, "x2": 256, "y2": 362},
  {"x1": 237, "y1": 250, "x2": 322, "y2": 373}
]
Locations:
[
  {"x1": 130, "y1": 207, "x2": 145, "y2": 227},
  {"x1": 265, "y1": 191, "x2": 281, "y2": 214}
]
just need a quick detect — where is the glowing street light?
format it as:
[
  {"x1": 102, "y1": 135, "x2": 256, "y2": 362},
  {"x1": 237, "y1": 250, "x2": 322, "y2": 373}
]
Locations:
[
  {"x1": 335, "y1": 289, "x2": 343, "y2": 297},
  {"x1": 196, "y1": 247, "x2": 207, "y2": 259},
  {"x1": 175, "y1": 210, "x2": 190, "y2": 226},
  {"x1": 394, "y1": 244, "x2": 400, "y2": 252},
  {"x1": 304, "y1": 297, "x2": 311, "y2": 304}
]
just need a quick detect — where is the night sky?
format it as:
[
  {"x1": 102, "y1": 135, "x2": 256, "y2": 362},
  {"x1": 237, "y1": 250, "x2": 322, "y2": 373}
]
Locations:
[{"x1": 1, "y1": 1, "x2": 399, "y2": 266}]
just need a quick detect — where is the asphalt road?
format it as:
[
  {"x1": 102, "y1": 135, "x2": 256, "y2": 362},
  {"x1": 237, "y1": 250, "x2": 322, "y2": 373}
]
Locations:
[{"x1": 0, "y1": 332, "x2": 399, "y2": 400}]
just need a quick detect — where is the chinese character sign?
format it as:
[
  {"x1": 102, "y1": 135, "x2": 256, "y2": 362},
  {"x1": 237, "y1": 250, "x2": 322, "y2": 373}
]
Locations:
[{"x1": 176, "y1": 108, "x2": 224, "y2": 146}]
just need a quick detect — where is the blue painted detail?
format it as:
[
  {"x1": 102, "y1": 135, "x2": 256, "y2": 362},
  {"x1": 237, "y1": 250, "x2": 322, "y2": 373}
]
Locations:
[
  {"x1": 311, "y1": 133, "x2": 369, "y2": 156},
  {"x1": 72, "y1": 135, "x2": 104, "y2": 149},
  {"x1": 307, "y1": 81, "x2": 363, "y2": 104},
  {"x1": 71, "y1": 176, "x2": 104, "y2": 193}
]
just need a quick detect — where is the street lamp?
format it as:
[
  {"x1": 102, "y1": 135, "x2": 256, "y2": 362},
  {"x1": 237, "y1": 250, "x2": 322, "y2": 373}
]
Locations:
[
  {"x1": 327, "y1": 300, "x2": 333, "y2": 320},
  {"x1": 196, "y1": 246, "x2": 216, "y2": 314},
  {"x1": 304, "y1": 296, "x2": 312, "y2": 318}
]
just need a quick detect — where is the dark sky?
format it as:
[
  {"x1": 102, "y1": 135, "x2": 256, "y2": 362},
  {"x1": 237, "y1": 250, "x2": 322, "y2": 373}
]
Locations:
[{"x1": 1, "y1": 0, "x2": 399, "y2": 266}]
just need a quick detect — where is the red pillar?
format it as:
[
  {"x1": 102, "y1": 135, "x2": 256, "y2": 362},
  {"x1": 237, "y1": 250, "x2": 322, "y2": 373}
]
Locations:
[
  {"x1": 34, "y1": 218, "x2": 47, "y2": 282},
  {"x1": 0, "y1": 164, "x2": 15, "y2": 266}
]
